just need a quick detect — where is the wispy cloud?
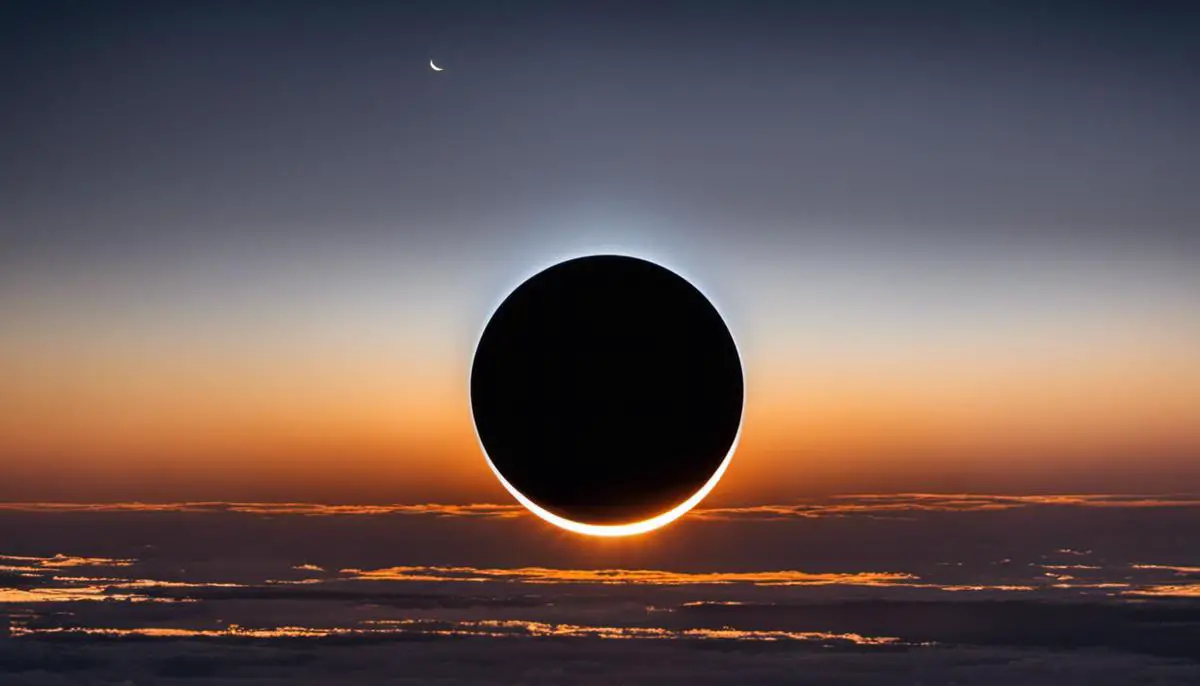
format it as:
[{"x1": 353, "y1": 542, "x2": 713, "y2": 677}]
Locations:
[
  {"x1": 0, "y1": 553, "x2": 232, "y2": 603},
  {"x1": 1123, "y1": 584, "x2": 1200, "y2": 598},
  {"x1": 0, "y1": 553, "x2": 133, "y2": 569},
  {"x1": 0, "y1": 502, "x2": 526, "y2": 517},
  {"x1": 1131, "y1": 564, "x2": 1200, "y2": 575},
  {"x1": 0, "y1": 587, "x2": 185, "y2": 603},
  {"x1": 2, "y1": 494, "x2": 1197, "y2": 521},
  {"x1": 12, "y1": 619, "x2": 906, "y2": 645},
  {"x1": 850, "y1": 494, "x2": 1200, "y2": 508},
  {"x1": 341, "y1": 565, "x2": 918, "y2": 587},
  {"x1": 692, "y1": 494, "x2": 1200, "y2": 521}
]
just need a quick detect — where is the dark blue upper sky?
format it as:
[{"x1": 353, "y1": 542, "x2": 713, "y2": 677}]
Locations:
[{"x1": 4, "y1": 0, "x2": 1198, "y2": 261}]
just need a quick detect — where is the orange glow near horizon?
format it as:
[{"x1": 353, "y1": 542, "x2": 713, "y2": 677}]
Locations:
[{"x1": 1, "y1": 291, "x2": 1198, "y2": 504}]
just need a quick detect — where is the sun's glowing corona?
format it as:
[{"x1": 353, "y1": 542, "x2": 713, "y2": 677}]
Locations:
[{"x1": 468, "y1": 251, "x2": 745, "y2": 537}]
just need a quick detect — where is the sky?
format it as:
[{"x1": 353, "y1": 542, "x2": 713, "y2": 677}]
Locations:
[
  {"x1": 2, "y1": 0, "x2": 1199, "y2": 504},
  {"x1": 3, "y1": 4, "x2": 1200, "y2": 683}
]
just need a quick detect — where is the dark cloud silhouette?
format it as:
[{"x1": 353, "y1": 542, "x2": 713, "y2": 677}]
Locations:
[
  {"x1": 4, "y1": 499, "x2": 1200, "y2": 683},
  {"x1": 3, "y1": 631, "x2": 1200, "y2": 685}
]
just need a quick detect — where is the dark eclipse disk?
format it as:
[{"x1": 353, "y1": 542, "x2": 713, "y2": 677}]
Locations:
[{"x1": 469, "y1": 255, "x2": 744, "y2": 527}]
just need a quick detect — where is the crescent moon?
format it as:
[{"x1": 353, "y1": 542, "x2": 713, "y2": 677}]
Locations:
[{"x1": 429, "y1": 60, "x2": 444, "y2": 72}]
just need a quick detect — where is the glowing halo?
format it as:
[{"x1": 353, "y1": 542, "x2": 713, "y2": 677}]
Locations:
[{"x1": 467, "y1": 251, "x2": 746, "y2": 537}]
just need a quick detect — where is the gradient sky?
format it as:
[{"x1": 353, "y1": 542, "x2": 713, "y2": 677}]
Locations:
[{"x1": 2, "y1": 0, "x2": 1198, "y2": 503}]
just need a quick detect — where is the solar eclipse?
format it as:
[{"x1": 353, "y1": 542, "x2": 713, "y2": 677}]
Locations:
[{"x1": 469, "y1": 254, "x2": 745, "y2": 536}]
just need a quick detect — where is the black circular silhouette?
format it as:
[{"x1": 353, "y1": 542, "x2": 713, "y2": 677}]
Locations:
[{"x1": 470, "y1": 255, "x2": 744, "y2": 527}]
